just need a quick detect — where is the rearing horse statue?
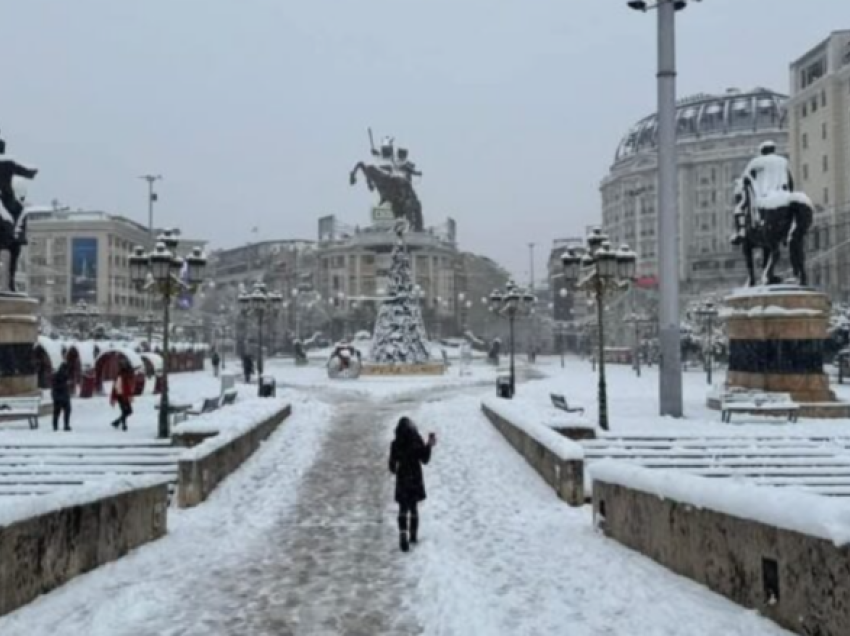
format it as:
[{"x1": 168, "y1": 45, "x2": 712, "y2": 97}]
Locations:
[{"x1": 349, "y1": 162, "x2": 424, "y2": 232}]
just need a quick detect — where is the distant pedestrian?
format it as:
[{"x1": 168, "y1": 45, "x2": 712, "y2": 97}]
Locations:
[
  {"x1": 242, "y1": 353, "x2": 254, "y2": 383},
  {"x1": 388, "y1": 416, "x2": 436, "y2": 553},
  {"x1": 110, "y1": 360, "x2": 135, "y2": 432},
  {"x1": 211, "y1": 350, "x2": 221, "y2": 377},
  {"x1": 51, "y1": 361, "x2": 73, "y2": 432}
]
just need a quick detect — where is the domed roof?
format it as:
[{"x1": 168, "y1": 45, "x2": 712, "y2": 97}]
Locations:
[{"x1": 615, "y1": 88, "x2": 788, "y2": 162}]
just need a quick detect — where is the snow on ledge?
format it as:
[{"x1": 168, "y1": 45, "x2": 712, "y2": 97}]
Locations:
[
  {"x1": 178, "y1": 398, "x2": 290, "y2": 461},
  {"x1": 591, "y1": 461, "x2": 850, "y2": 547},
  {"x1": 0, "y1": 475, "x2": 171, "y2": 528},
  {"x1": 482, "y1": 397, "x2": 585, "y2": 461}
]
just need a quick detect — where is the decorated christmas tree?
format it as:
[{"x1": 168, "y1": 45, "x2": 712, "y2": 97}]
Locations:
[{"x1": 370, "y1": 236, "x2": 431, "y2": 364}]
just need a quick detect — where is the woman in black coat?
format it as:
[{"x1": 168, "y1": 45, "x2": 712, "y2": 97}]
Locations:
[
  {"x1": 389, "y1": 416, "x2": 436, "y2": 552},
  {"x1": 51, "y1": 361, "x2": 73, "y2": 431}
]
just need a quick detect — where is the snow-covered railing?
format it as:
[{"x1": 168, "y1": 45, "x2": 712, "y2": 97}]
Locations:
[
  {"x1": 0, "y1": 476, "x2": 169, "y2": 618},
  {"x1": 176, "y1": 399, "x2": 292, "y2": 508},
  {"x1": 591, "y1": 461, "x2": 850, "y2": 636},
  {"x1": 481, "y1": 398, "x2": 585, "y2": 506}
]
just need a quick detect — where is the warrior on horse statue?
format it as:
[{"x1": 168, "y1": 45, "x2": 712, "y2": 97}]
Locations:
[
  {"x1": 731, "y1": 140, "x2": 812, "y2": 287},
  {"x1": 349, "y1": 130, "x2": 424, "y2": 232},
  {"x1": 0, "y1": 131, "x2": 39, "y2": 294}
]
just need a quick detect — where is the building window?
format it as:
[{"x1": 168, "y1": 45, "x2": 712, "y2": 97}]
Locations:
[
  {"x1": 821, "y1": 90, "x2": 826, "y2": 107},
  {"x1": 803, "y1": 164, "x2": 809, "y2": 180},
  {"x1": 823, "y1": 155, "x2": 829, "y2": 172},
  {"x1": 824, "y1": 187, "x2": 829, "y2": 205},
  {"x1": 802, "y1": 103, "x2": 808, "y2": 117},
  {"x1": 822, "y1": 122, "x2": 828, "y2": 140},
  {"x1": 811, "y1": 97, "x2": 818, "y2": 113},
  {"x1": 802, "y1": 132, "x2": 808, "y2": 149}
]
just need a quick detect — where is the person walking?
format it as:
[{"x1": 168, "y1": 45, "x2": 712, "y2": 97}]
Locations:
[
  {"x1": 388, "y1": 416, "x2": 436, "y2": 552},
  {"x1": 110, "y1": 360, "x2": 135, "y2": 431},
  {"x1": 51, "y1": 361, "x2": 73, "y2": 431},
  {"x1": 211, "y1": 349, "x2": 221, "y2": 378},
  {"x1": 242, "y1": 353, "x2": 254, "y2": 384}
]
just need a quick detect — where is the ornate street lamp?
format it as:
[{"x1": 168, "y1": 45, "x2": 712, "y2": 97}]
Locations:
[
  {"x1": 489, "y1": 281, "x2": 536, "y2": 397},
  {"x1": 694, "y1": 301, "x2": 719, "y2": 385},
  {"x1": 562, "y1": 229, "x2": 637, "y2": 431},
  {"x1": 130, "y1": 229, "x2": 207, "y2": 439},
  {"x1": 239, "y1": 281, "x2": 283, "y2": 386}
]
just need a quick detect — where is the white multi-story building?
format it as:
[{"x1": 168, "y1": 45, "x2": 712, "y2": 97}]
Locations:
[
  {"x1": 788, "y1": 30, "x2": 850, "y2": 299},
  {"x1": 21, "y1": 209, "x2": 206, "y2": 325},
  {"x1": 600, "y1": 88, "x2": 789, "y2": 299}
]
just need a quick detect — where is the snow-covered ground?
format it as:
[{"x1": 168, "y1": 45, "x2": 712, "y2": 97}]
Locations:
[{"x1": 0, "y1": 356, "x2": 804, "y2": 635}]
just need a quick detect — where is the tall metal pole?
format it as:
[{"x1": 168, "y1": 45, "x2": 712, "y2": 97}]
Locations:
[
  {"x1": 596, "y1": 278, "x2": 609, "y2": 431},
  {"x1": 706, "y1": 313, "x2": 713, "y2": 386},
  {"x1": 257, "y1": 310, "x2": 264, "y2": 383},
  {"x1": 158, "y1": 286, "x2": 171, "y2": 439},
  {"x1": 635, "y1": 321, "x2": 642, "y2": 378},
  {"x1": 657, "y1": 1, "x2": 683, "y2": 417},
  {"x1": 509, "y1": 313, "x2": 516, "y2": 397}
]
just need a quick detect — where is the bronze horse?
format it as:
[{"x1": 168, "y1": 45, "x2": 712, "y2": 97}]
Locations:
[
  {"x1": 732, "y1": 178, "x2": 812, "y2": 286},
  {"x1": 349, "y1": 162, "x2": 424, "y2": 232}
]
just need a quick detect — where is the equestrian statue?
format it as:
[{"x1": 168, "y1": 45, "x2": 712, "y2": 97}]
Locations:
[
  {"x1": 731, "y1": 140, "x2": 812, "y2": 287},
  {"x1": 0, "y1": 132, "x2": 38, "y2": 293},
  {"x1": 349, "y1": 130, "x2": 424, "y2": 232}
]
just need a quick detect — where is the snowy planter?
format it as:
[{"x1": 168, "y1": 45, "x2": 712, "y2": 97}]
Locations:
[
  {"x1": 481, "y1": 398, "x2": 585, "y2": 506},
  {"x1": 591, "y1": 461, "x2": 850, "y2": 636},
  {"x1": 176, "y1": 400, "x2": 292, "y2": 508},
  {"x1": 0, "y1": 476, "x2": 169, "y2": 618}
]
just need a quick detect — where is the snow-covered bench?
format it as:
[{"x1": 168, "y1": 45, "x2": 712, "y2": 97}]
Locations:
[
  {"x1": 220, "y1": 389, "x2": 238, "y2": 406},
  {"x1": 186, "y1": 397, "x2": 221, "y2": 418},
  {"x1": 720, "y1": 392, "x2": 799, "y2": 423},
  {"x1": 0, "y1": 397, "x2": 42, "y2": 430},
  {"x1": 550, "y1": 393, "x2": 585, "y2": 415}
]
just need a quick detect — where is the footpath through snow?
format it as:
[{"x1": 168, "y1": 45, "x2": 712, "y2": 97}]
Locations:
[{"x1": 0, "y1": 378, "x2": 791, "y2": 635}]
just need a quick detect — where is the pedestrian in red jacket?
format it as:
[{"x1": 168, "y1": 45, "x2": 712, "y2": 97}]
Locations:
[{"x1": 110, "y1": 360, "x2": 135, "y2": 431}]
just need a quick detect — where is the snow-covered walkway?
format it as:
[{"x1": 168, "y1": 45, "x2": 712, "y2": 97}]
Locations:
[{"x1": 0, "y1": 379, "x2": 791, "y2": 635}]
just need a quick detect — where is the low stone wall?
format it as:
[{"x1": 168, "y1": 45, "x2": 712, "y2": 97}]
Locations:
[
  {"x1": 361, "y1": 363, "x2": 446, "y2": 376},
  {"x1": 177, "y1": 403, "x2": 292, "y2": 508},
  {"x1": 592, "y1": 463, "x2": 850, "y2": 636},
  {"x1": 0, "y1": 478, "x2": 168, "y2": 617},
  {"x1": 481, "y1": 401, "x2": 584, "y2": 506}
]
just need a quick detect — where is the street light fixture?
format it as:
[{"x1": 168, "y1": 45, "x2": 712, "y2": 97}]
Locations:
[
  {"x1": 628, "y1": 0, "x2": 700, "y2": 418},
  {"x1": 238, "y1": 281, "x2": 283, "y2": 388},
  {"x1": 562, "y1": 230, "x2": 637, "y2": 431},
  {"x1": 130, "y1": 229, "x2": 207, "y2": 439},
  {"x1": 489, "y1": 281, "x2": 536, "y2": 398}
]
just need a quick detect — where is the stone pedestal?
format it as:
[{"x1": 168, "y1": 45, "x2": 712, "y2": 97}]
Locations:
[
  {"x1": 722, "y1": 286, "x2": 850, "y2": 418},
  {"x1": 0, "y1": 294, "x2": 39, "y2": 398}
]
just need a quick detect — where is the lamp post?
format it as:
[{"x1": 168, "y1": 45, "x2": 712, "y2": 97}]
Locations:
[
  {"x1": 562, "y1": 229, "x2": 637, "y2": 431},
  {"x1": 457, "y1": 292, "x2": 472, "y2": 336},
  {"x1": 130, "y1": 229, "x2": 207, "y2": 439},
  {"x1": 238, "y1": 282, "x2": 283, "y2": 387},
  {"x1": 695, "y1": 301, "x2": 719, "y2": 385},
  {"x1": 489, "y1": 281, "x2": 536, "y2": 398},
  {"x1": 628, "y1": 0, "x2": 696, "y2": 418}
]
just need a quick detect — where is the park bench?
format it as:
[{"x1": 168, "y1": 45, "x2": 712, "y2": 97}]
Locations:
[
  {"x1": 720, "y1": 392, "x2": 799, "y2": 423},
  {"x1": 550, "y1": 393, "x2": 585, "y2": 415},
  {"x1": 186, "y1": 397, "x2": 221, "y2": 418},
  {"x1": 220, "y1": 389, "x2": 238, "y2": 406},
  {"x1": 0, "y1": 397, "x2": 42, "y2": 429}
]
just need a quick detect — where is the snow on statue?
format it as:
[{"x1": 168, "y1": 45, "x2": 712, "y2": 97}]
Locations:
[
  {"x1": 731, "y1": 140, "x2": 813, "y2": 287},
  {"x1": 327, "y1": 341, "x2": 363, "y2": 379}
]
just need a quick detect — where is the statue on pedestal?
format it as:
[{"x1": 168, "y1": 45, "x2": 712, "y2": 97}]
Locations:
[
  {"x1": 349, "y1": 130, "x2": 424, "y2": 231},
  {"x1": 731, "y1": 141, "x2": 812, "y2": 287},
  {"x1": 0, "y1": 133, "x2": 38, "y2": 294}
]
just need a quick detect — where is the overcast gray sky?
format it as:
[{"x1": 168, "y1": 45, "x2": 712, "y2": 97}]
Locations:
[{"x1": 2, "y1": 0, "x2": 845, "y2": 281}]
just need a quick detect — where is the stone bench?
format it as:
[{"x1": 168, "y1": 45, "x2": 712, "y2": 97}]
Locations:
[
  {"x1": 720, "y1": 392, "x2": 798, "y2": 423},
  {"x1": 0, "y1": 397, "x2": 41, "y2": 430}
]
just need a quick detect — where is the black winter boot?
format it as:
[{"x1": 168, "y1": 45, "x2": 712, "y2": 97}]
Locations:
[
  {"x1": 398, "y1": 514, "x2": 410, "y2": 552},
  {"x1": 409, "y1": 515, "x2": 419, "y2": 544}
]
